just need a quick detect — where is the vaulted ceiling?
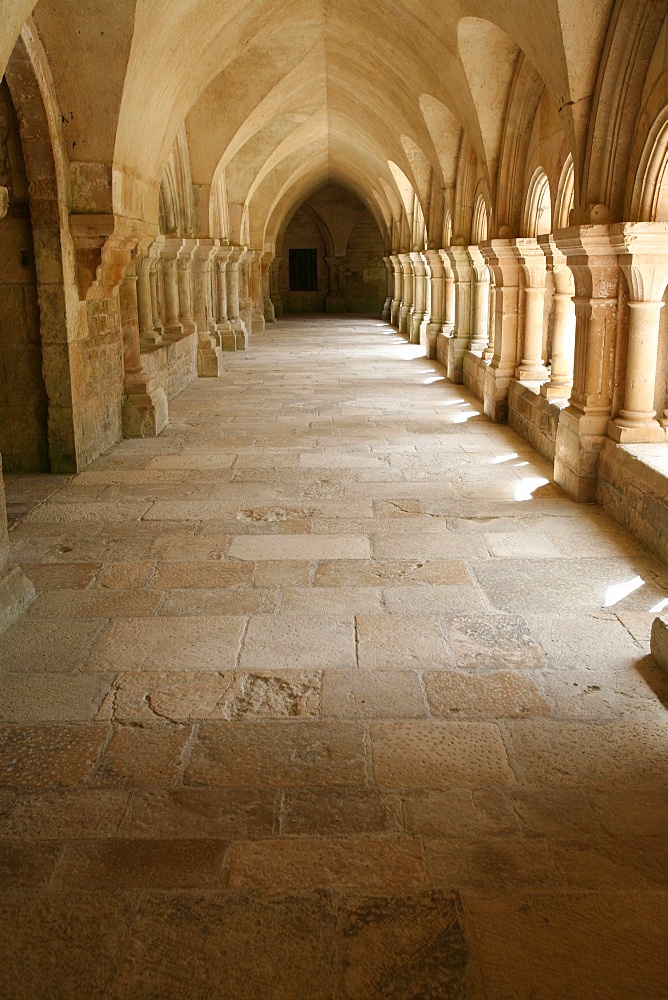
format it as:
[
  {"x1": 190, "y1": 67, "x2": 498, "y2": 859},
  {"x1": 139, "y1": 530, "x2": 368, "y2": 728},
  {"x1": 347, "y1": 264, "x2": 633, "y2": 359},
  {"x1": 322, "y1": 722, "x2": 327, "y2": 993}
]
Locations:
[{"x1": 2, "y1": 0, "x2": 615, "y2": 240}]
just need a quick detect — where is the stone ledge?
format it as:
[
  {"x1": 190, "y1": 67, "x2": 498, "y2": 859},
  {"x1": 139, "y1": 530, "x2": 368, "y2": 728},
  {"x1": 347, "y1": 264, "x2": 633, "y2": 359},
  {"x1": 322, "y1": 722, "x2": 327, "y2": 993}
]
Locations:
[
  {"x1": 650, "y1": 615, "x2": 668, "y2": 674},
  {"x1": 597, "y1": 440, "x2": 668, "y2": 562}
]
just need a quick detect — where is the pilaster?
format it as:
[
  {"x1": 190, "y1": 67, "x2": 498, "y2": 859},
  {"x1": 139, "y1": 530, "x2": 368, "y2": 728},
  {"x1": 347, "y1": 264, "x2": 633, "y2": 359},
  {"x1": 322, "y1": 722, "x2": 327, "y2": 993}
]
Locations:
[
  {"x1": 424, "y1": 250, "x2": 444, "y2": 359},
  {"x1": 398, "y1": 253, "x2": 414, "y2": 336},
  {"x1": 481, "y1": 240, "x2": 520, "y2": 423},
  {"x1": 445, "y1": 246, "x2": 473, "y2": 383},
  {"x1": 515, "y1": 239, "x2": 549, "y2": 382},
  {"x1": 409, "y1": 251, "x2": 430, "y2": 346},
  {"x1": 538, "y1": 235, "x2": 575, "y2": 399},
  {"x1": 193, "y1": 240, "x2": 223, "y2": 377},
  {"x1": 382, "y1": 256, "x2": 393, "y2": 322}
]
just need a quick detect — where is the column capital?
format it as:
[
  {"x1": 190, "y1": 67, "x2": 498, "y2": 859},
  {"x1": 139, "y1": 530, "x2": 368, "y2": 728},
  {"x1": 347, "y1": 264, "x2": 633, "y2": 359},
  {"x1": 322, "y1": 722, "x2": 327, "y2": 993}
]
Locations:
[
  {"x1": 408, "y1": 250, "x2": 429, "y2": 276},
  {"x1": 510, "y1": 238, "x2": 546, "y2": 288},
  {"x1": 467, "y1": 245, "x2": 489, "y2": 284},
  {"x1": 609, "y1": 222, "x2": 668, "y2": 302},
  {"x1": 424, "y1": 249, "x2": 444, "y2": 276}
]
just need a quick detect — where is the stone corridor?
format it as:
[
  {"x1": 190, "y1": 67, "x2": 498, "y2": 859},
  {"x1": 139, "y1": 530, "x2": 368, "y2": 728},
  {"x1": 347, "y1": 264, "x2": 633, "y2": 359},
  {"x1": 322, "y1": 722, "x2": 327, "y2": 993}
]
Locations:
[{"x1": 1, "y1": 315, "x2": 668, "y2": 998}]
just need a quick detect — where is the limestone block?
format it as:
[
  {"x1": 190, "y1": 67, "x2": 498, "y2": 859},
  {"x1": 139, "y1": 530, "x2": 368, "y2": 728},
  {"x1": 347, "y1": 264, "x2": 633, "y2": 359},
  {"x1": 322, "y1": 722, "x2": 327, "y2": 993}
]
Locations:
[
  {"x1": 0, "y1": 565, "x2": 36, "y2": 633},
  {"x1": 650, "y1": 615, "x2": 668, "y2": 674},
  {"x1": 197, "y1": 334, "x2": 224, "y2": 377},
  {"x1": 122, "y1": 386, "x2": 168, "y2": 439}
]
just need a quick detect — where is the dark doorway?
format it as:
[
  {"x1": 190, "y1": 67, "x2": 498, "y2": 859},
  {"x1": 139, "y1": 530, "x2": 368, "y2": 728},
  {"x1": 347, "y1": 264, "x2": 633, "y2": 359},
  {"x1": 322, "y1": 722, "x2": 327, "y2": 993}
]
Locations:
[{"x1": 289, "y1": 248, "x2": 318, "y2": 291}]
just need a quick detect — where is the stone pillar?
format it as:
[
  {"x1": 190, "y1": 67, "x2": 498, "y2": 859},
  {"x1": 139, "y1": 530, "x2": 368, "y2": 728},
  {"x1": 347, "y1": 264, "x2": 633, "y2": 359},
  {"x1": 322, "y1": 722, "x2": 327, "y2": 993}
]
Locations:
[
  {"x1": 539, "y1": 235, "x2": 575, "y2": 399},
  {"x1": 409, "y1": 251, "x2": 430, "y2": 345},
  {"x1": 248, "y1": 249, "x2": 266, "y2": 333},
  {"x1": 119, "y1": 263, "x2": 168, "y2": 438},
  {"x1": 554, "y1": 226, "x2": 619, "y2": 501},
  {"x1": 425, "y1": 249, "x2": 444, "y2": 359},
  {"x1": 238, "y1": 251, "x2": 253, "y2": 334},
  {"x1": 398, "y1": 253, "x2": 414, "y2": 336},
  {"x1": 469, "y1": 246, "x2": 490, "y2": 354},
  {"x1": 135, "y1": 245, "x2": 162, "y2": 347},
  {"x1": 177, "y1": 241, "x2": 198, "y2": 336},
  {"x1": 262, "y1": 253, "x2": 276, "y2": 323},
  {"x1": 390, "y1": 254, "x2": 403, "y2": 327},
  {"x1": 148, "y1": 246, "x2": 165, "y2": 342},
  {"x1": 484, "y1": 276, "x2": 496, "y2": 360},
  {"x1": 214, "y1": 245, "x2": 235, "y2": 350},
  {"x1": 382, "y1": 256, "x2": 393, "y2": 321},
  {"x1": 481, "y1": 240, "x2": 521, "y2": 423},
  {"x1": 227, "y1": 246, "x2": 248, "y2": 349},
  {"x1": 608, "y1": 223, "x2": 668, "y2": 443},
  {"x1": 271, "y1": 257, "x2": 283, "y2": 317},
  {"x1": 160, "y1": 241, "x2": 184, "y2": 339},
  {"x1": 446, "y1": 245, "x2": 473, "y2": 383},
  {"x1": 516, "y1": 240, "x2": 550, "y2": 381},
  {"x1": 440, "y1": 250, "x2": 456, "y2": 335},
  {"x1": 0, "y1": 454, "x2": 35, "y2": 632},
  {"x1": 193, "y1": 240, "x2": 223, "y2": 377}
]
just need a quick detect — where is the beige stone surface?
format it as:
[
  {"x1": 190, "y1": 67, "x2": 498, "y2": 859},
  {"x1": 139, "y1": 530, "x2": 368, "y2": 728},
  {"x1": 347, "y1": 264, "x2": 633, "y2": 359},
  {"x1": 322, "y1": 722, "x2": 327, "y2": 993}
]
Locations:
[
  {"x1": 0, "y1": 724, "x2": 107, "y2": 787},
  {"x1": 0, "y1": 618, "x2": 104, "y2": 672},
  {"x1": 240, "y1": 615, "x2": 356, "y2": 669},
  {"x1": 185, "y1": 720, "x2": 366, "y2": 787},
  {"x1": 119, "y1": 788, "x2": 278, "y2": 839},
  {"x1": 228, "y1": 837, "x2": 427, "y2": 889},
  {"x1": 229, "y1": 534, "x2": 371, "y2": 560},
  {"x1": 84, "y1": 616, "x2": 246, "y2": 671},
  {"x1": 371, "y1": 721, "x2": 516, "y2": 788},
  {"x1": 0, "y1": 673, "x2": 113, "y2": 721},
  {"x1": 0, "y1": 789, "x2": 128, "y2": 838},
  {"x1": 357, "y1": 614, "x2": 452, "y2": 669},
  {"x1": 423, "y1": 669, "x2": 550, "y2": 719},
  {"x1": 53, "y1": 838, "x2": 230, "y2": 890},
  {"x1": 92, "y1": 724, "x2": 190, "y2": 788},
  {"x1": 322, "y1": 669, "x2": 426, "y2": 718}
]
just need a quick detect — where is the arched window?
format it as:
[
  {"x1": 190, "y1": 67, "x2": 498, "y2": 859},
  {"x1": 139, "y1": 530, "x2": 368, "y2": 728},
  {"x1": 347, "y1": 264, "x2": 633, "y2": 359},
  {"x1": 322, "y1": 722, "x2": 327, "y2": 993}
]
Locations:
[
  {"x1": 523, "y1": 168, "x2": 552, "y2": 237},
  {"x1": 471, "y1": 193, "x2": 488, "y2": 243},
  {"x1": 635, "y1": 118, "x2": 668, "y2": 221},
  {"x1": 555, "y1": 156, "x2": 574, "y2": 230},
  {"x1": 443, "y1": 210, "x2": 453, "y2": 248}
]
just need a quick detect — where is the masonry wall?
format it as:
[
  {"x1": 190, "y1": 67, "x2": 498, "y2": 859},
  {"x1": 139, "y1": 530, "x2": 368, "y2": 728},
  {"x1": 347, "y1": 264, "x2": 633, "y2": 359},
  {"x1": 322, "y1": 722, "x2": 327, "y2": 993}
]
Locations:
[
  {"x1": 278, "y1": 210, "x2": 327, "y2": 313},
  {"x1": 344, "y1": 212, "x2": 385, "y2": 314},
  {"x1": 0, "y1": 80, "x2": 49, "y2": 471},
  {"x1": 141, "y1": 332, "x2": 197, "y2": 401},
  {"x1": 598, "y1": 440, "x2": 668, "y2": 563}
]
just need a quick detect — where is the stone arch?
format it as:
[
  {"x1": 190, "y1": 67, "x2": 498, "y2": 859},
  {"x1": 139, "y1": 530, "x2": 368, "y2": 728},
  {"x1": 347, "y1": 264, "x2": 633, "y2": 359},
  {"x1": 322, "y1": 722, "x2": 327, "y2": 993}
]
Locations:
[
  {"x1": 555, "y1": 154, "x2": 575, "y2": 229},
  {"x1": 471, "y1": 191, "x2": 489, "y2": 243},
  {"x1": 583, "y1": 0, "x2": 667, "y2": 223},
  {"x1": 3, "y1": 22, "x2": 78, "y2": 472},
  {"x1": 523, "y1": 167, "x2": 552, "y2": 237}
]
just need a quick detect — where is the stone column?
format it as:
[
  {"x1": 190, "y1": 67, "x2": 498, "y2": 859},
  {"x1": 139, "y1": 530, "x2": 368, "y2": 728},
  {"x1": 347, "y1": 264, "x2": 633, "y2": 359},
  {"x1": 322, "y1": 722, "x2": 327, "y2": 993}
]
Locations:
[
  {"x1": 409, "y1": 251, "x2": 430, "y2": 345},
  {"x1": 398, "y1": 253, "x2": 414, "y2": 336},
  {"x1": 445, "y1": 245, "x2": 473, "y2": 383},
  {"x1": 148, "y1": 245, "x2": 165, "y2": 342},
  {"x1": 484, "y1": 276, "x2": 496, "y2": 360},
  {"x1": 382, "y1": 257, "x2": 393, "y2": 321},
  {"x1": 390, "y1": 254, "x2": 403, "y2": 327},
  {"x1": 135, "y1": 245, "x2": 162, "y2": 347},
  {"x1": 262, "y1": 253, "x2": 276, "y2": 323},
  {"x1": 516, "y1": 240, "x2": 550, "y2": 381},
  {"x1": 160, "y1": 240, "x2": 184, "y2": 339},
  {"x1": 239, "y1": 251, "x2": 253, "y2": 334},
  {"x1": 425, "y1": 249, "x2": 444, "y2": 359},
  {"x1": 248, "y1": 249, "x2": 266, "y2": 333},
  {"x1": 469, "y1": 246, "x2": 490, "y2": 354},
  {"x1": 214, "y1": 245, "x2": 235, "y2": 350},
  {"x1": 554, "y1": 226, "x2": 619, "y2": 501},
  {"x1": 177, "y1": 241, "x2": 198, "y2": 336},
  {"x1": 271, "y1": 257, "x2": 283, "y2": 317},
  {"x1": 119, "y1": 262, "x2": 168, "y2": 438},
  {"x1": 608, "y1": 223, "x2": 668, "y2": 442},
  {"x1": 481, "y1": 240, "x2": 521, "y2": 423},
  {"x1": 0, "y1": 185, "x2": 35, "y2": 631},
  {"x1": 440, "y1": 250, "x2": 456, "y2": 335},
  {"x1": 538, "y1": 235, "x2": 575, "y2": 399},
  {"x1": 193, "y1": 240, "x2": 223, "y2": 377},
  {"x1": 227, "y1": 246, "x2": 248, "y2": 349}
]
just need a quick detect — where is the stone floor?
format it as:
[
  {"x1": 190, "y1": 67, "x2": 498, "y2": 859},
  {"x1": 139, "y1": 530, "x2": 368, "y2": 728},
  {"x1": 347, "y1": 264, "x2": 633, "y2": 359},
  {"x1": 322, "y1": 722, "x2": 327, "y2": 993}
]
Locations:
[{"x1": 1, "y1": 315, "x2": 668, "y2": 998}]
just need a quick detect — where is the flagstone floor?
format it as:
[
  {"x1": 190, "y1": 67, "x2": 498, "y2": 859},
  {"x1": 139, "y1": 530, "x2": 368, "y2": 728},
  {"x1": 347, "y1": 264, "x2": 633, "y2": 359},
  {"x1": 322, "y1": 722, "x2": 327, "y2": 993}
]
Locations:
[{"x1": 1, "y1": 315, "x2": 667, "y2": 998}]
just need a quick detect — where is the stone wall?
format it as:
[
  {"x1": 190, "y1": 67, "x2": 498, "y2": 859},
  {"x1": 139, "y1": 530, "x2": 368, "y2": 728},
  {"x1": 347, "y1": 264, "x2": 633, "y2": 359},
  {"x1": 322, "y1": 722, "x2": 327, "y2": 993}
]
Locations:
[
  {"x1": 508, "y1": 381, "x2": 566, "y2": 463},
  {"x1": 0, "y1": 79, "x2": 49, "y2": 471},
  {"x1": 141, "y1": 332, "x2": 197, "y2": 401},
  {"x1": 597, "y1": 440, "x2": 668, "y2": 562},
  {"x1": 462, "y1": 352, "x2": 487, "y2": 404},
  {"x1": 278, "y1": 209, "x2": 328, "y2": 313},
  {"x1": 345, "y1": 212, "x2": 385, "y2": 314}
]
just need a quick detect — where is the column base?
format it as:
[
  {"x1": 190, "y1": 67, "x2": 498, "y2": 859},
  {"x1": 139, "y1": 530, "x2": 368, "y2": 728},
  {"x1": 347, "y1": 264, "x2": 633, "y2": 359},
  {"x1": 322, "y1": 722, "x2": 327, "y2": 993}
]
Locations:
[
  {"x1": 398, "y1": 306, "x2": 412, "y2": 336},
  {"x1": 163, "y1": 323, "x2": 184, "y2": 341},
  {"x1": 382, "y1": 297, "x2": 392, "y2": 322},
  {"x1": 554, "y1": 406, "x2": 609, "y2": 502},
  {"x1": 483, "y1": 366, "x2": 514, "y2": 423},
  {"x1": 0, "y1": 564, "x2": 36, "y2": 633},
  {"x1": 122, "y1": 385, "x2": 168, "y2": 438},
  {"x1": 251, "y1": 313, "x2": 266, "y2": 334},
  {"x1": 446, "y1": 337, "x2": 468, "y2": 384},
  {"x1": 541, "y1": 382, "x2": 572, "y2": 400},
  {"x1": 231, "y1": 320, "x2": 248, "y2": 350},
  {"x1": 197, "y1": 334, "x2": 224, "y2": 378},
  {"x1": 390, "y1": 301, "x2": 401, "y2": 326},
  {"x1": 607, "y1": 419, "x2": 666, "y2": 444},
  {"x1": 425, "y1": 323, "x2": 440, "y2": 360},
  {"x1": 651, "y1": 615, "x2": 668, "y2": 675},
  {"x1": 264, "y1": 301, "x2": 276, "y2": 323},
  {"x1": 516, "y1": 363, "x2": 549, "y2": 381}
]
